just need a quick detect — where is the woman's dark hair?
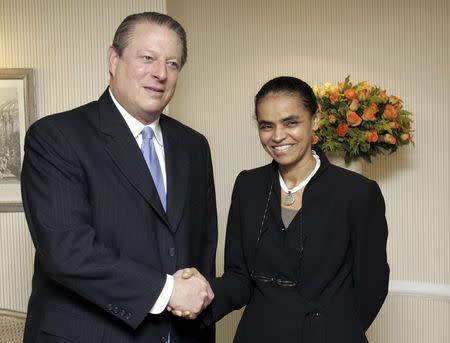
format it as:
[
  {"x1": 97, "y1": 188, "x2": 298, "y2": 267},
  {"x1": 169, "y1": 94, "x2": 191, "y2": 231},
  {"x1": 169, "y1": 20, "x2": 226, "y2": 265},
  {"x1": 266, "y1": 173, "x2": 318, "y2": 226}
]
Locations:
[
  {"x1": 254, "y1": 76, "x2": 318, "y2": 118},
  {"x1": 112, "y1": 12, "x2": 187, "y2": 67}
]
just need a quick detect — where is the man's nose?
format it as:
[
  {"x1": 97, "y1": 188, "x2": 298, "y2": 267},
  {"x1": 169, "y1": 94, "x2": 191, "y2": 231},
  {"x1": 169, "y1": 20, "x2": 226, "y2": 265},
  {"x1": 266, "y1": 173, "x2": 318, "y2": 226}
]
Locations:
[{"x1": 151, "y1": 61, "x2": 167, "y2": 80}]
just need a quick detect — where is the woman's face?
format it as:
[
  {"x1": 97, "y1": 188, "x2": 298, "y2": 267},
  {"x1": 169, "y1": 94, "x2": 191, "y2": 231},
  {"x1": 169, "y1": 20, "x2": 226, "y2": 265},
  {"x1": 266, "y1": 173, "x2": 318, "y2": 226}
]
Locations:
[{"x1": 257, "y1": 92, "x2": 319, "y2": 170}]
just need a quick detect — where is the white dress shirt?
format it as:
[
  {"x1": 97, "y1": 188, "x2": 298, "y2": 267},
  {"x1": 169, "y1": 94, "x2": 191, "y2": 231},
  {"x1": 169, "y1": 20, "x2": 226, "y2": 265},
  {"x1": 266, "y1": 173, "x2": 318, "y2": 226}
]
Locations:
[{"x1": 109, "y1": 89, "x2": 174, "y2": 315}]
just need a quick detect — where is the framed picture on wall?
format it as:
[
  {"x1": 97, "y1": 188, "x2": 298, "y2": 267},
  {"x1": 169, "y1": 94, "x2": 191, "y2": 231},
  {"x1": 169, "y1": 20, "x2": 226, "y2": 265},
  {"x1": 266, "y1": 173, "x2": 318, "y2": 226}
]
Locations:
[{"x1": 0, "y1": 68, "x2": 35, "y2": 212}]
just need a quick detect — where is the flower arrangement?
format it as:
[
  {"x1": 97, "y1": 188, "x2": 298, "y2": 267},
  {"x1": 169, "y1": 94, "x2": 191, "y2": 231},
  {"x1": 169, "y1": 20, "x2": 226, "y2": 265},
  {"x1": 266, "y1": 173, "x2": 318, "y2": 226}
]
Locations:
[{"x1": 312, "y1": 76, "x2": 413, "y2": 163}]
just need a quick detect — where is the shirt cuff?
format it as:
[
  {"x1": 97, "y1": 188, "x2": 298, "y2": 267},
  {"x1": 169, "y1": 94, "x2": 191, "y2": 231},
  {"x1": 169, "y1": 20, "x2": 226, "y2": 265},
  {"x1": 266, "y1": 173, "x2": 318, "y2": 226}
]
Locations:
[{"x1": 149, "y1": 274, "x2": 174, "y2": 314}]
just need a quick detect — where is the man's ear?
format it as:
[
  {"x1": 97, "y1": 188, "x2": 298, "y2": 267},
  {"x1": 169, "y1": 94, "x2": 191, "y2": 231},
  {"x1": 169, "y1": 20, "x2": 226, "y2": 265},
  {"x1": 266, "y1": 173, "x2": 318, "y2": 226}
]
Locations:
[{"x1": 108, "y1": 47, "x2": 119, "y2": 77}]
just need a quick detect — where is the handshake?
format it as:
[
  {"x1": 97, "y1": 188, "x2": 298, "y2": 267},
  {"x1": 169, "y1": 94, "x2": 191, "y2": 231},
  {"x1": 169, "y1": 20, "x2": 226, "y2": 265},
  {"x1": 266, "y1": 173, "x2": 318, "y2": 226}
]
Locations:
[{"x1": 167, "y1": 268, "x2": 213, "y2": 319}]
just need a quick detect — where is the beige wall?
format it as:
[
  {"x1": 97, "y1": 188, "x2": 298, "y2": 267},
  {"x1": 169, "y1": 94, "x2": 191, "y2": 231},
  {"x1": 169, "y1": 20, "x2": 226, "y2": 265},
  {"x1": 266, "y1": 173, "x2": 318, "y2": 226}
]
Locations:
[
  {"x1": 167, "y1": 0, "x2": 449, "y2": 342},
  {"x1": 0, "y1": 0, "x2": 449, "y2": 342}
]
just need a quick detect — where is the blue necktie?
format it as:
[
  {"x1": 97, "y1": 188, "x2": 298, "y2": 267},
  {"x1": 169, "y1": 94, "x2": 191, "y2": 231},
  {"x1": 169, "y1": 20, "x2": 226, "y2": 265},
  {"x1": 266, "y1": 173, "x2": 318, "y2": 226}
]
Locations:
[{"x1": 141, "y1": 127, "x2": 166, "y2": 211}]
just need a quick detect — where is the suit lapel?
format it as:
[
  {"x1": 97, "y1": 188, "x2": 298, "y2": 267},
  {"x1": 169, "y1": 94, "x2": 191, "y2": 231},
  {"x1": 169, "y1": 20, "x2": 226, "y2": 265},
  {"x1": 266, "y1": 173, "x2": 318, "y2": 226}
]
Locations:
[
  {"x1": 269, "y1": 163, "x2": 284, "y2": 229},
  {"x1": 250, "y1": 164, "x2": 279, "y2": 268},
  {"x1": 160, "y1": 115, "x2": 189, "y2": 232},
  {"x1": 97, "y1": 90, "x2": 169, "y2": 226}
]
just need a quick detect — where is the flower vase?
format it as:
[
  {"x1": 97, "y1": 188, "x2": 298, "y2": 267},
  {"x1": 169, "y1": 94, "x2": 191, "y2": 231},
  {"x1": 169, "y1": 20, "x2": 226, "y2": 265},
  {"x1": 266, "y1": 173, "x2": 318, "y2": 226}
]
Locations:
[{"x1": 325, "y1": 151, "x2": 363, "y2": 174}]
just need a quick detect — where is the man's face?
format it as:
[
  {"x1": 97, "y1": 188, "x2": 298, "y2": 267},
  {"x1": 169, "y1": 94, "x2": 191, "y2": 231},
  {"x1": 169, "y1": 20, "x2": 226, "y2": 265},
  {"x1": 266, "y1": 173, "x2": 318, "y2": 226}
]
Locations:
[{"x1": 108, "y1": 22, "x2": 182, "y2": 124}]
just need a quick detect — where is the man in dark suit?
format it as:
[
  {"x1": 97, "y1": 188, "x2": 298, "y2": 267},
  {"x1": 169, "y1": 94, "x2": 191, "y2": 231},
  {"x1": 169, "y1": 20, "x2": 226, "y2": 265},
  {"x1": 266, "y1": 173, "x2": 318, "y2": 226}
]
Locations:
[{"x1": 21, "y1": 12, "x2": 217, "y2": 342}]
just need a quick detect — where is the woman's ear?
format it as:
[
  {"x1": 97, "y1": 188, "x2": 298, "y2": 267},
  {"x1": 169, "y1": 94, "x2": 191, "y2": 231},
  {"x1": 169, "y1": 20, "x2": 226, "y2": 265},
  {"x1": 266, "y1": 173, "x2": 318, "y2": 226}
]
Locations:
[{"x1": 312, "y1": 108, "x2": 321, "y2": 131}]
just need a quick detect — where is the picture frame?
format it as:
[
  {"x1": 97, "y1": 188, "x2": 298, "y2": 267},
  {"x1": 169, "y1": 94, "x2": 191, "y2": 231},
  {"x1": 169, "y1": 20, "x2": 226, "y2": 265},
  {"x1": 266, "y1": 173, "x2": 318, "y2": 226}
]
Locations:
[{"x1": 0, "y1": 68, "x2": 36, "y2": 212}]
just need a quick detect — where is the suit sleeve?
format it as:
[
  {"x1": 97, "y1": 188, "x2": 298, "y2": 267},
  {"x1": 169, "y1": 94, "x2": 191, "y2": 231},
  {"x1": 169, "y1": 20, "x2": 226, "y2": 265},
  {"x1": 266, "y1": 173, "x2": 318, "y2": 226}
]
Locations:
[
  {"x1": 352, "y1": 180, "x2": 390, "y2": 331},
  {"x1": 204, "y1": 139, "x2": 218, "y2": 280},
  {"x1": 204, "y1": 172, "x2": 252, "y2": 325},
  {"x1": 21, "y1": 119, "x2": 166, "y2": 329}
]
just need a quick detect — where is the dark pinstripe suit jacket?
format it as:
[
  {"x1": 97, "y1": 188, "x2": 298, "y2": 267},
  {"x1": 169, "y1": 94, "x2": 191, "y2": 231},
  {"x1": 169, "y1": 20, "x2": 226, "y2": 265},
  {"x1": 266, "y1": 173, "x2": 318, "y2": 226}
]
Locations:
[{"x1": 21, "y1": 89, "x2": 217, "y2": 342}]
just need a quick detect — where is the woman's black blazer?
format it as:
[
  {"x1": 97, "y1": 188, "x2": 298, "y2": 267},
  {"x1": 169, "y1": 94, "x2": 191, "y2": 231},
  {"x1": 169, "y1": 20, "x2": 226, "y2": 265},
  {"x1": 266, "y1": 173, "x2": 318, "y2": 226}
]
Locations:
[{"x1": 207, "y1": 151, "x2": 389, "y2": 343}]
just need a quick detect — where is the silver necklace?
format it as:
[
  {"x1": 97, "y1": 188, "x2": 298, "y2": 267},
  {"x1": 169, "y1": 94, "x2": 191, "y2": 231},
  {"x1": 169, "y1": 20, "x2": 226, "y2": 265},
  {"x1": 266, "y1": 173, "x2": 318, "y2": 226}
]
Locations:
[{"x1": 279, "y1": 152, "x2": 320, "y2": 206}]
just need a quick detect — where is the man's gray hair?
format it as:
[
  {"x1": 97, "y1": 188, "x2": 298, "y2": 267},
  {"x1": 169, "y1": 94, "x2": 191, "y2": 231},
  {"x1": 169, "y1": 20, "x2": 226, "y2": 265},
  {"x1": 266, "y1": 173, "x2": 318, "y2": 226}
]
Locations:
[{"x1": 112, "y1": 12, "x2": 187, "y2": 67}]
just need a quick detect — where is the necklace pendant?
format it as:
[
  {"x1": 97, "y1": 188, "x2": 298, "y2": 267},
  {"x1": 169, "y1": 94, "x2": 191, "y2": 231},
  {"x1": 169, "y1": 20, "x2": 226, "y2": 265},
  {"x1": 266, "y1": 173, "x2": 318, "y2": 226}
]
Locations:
[{"x1": 283, "y1": 192, "x2": 295, "y2": 206}]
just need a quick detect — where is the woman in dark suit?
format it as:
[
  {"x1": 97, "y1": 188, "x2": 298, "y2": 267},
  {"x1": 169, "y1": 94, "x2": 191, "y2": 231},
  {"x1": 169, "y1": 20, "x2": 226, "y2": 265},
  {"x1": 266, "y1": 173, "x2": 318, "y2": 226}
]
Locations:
[{"x1": 180, "y1": 76, "x2": 389, "y2": 342}]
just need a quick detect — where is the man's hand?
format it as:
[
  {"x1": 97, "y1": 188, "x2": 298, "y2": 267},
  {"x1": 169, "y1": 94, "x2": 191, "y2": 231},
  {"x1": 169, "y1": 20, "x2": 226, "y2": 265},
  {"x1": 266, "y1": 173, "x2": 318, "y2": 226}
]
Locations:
[
  {"x1": 167, "y1": 268, "x2": 214, "y2": 319},
  {"x1": 181, "y1": 267, "x2": 214, "y2": 300}
]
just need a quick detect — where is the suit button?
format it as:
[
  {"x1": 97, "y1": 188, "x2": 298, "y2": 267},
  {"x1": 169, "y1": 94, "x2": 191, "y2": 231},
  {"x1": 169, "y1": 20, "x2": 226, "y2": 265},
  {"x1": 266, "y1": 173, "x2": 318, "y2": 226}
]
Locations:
[
  {"x1": 107, "y1": 304, "x2": 113, "y2": 311},
  {"x1": 120, "y1": 309, "x2": 126, "y2": 317},
  {"x1": 113, "y1": 306, "x2": 119, "y2": 314},
  {"x1": 125, "y1": 312, "x2": 132, "y2": 320},
  {"x1": 168, "y1": 247, "x2": 176, "y2": 257}
]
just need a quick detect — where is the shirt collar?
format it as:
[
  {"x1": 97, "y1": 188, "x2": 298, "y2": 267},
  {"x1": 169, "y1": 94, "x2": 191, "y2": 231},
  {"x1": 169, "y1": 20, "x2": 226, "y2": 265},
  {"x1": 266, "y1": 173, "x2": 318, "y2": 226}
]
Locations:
[{"x1": 109, "y1": 88, "x2": 163, "y2": 146}]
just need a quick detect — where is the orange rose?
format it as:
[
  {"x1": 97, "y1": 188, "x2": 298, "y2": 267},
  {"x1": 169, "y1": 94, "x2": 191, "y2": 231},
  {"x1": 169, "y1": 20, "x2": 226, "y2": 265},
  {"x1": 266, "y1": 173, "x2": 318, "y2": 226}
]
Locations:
[
  {"x1": 349, "y1": 99, "x2": 360, "y2": 111},
  {"x1": 388, "y1": 96, "x2": 402, "y2": 110},
  {"x1": 388, "y1": 121, "x2": 400, "y2": 129},
  {"x1": 383, "y1": 104, "x2": 398, "y2": 119},
  {"x1": 337, "y1": 123, "x2": 348, "y2": 137},
  {"x1": 329, "y1": 91, "x2": 340, "y2": 104},
  {"x1": 357, "y1": 83, "x2": 373, "y2": 101},
  {"x1": 357, "y1": 89, "x2": 370, "y2": 101},
  {"x1": 378, "y1": 90, "x2": 388, "y2": 101},
  {"x1": 346, "y1": 110, "x2": 362, "y2": 127},
  {"x1": 384, "y1": 133, "x2": 397, "y2": 145},
  {"x1": 344, "y1": 88, "x2": 357, "y2": 100},
  {"x1": 358, "y1": 82, "x2": 373, "y2": 93},
  {"x1": 362, "y1": 107, "x2": 377, "y2": 121},
  {"x1": 328, "y1": 114, "x2": 337, "y2": 123},
  {"x1": 400, "y1": 133, "x2": 411, "y2": 142},
  {"x1": 369, "y1": 102, "x2": 379, "y2": 114},
  {"x1": 365, "y1": 130, "x2": 379, "y2": 143},
  {"x1": 311, "y1": 133, "x2": 319, "y2": 145}
]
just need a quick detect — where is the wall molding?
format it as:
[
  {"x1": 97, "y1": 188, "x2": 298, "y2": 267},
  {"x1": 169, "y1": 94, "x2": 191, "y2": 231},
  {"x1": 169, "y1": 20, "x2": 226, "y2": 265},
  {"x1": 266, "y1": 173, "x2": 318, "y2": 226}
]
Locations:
[{"x1": 389, "y1": 280, "x2": 450, "y2": 301}]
